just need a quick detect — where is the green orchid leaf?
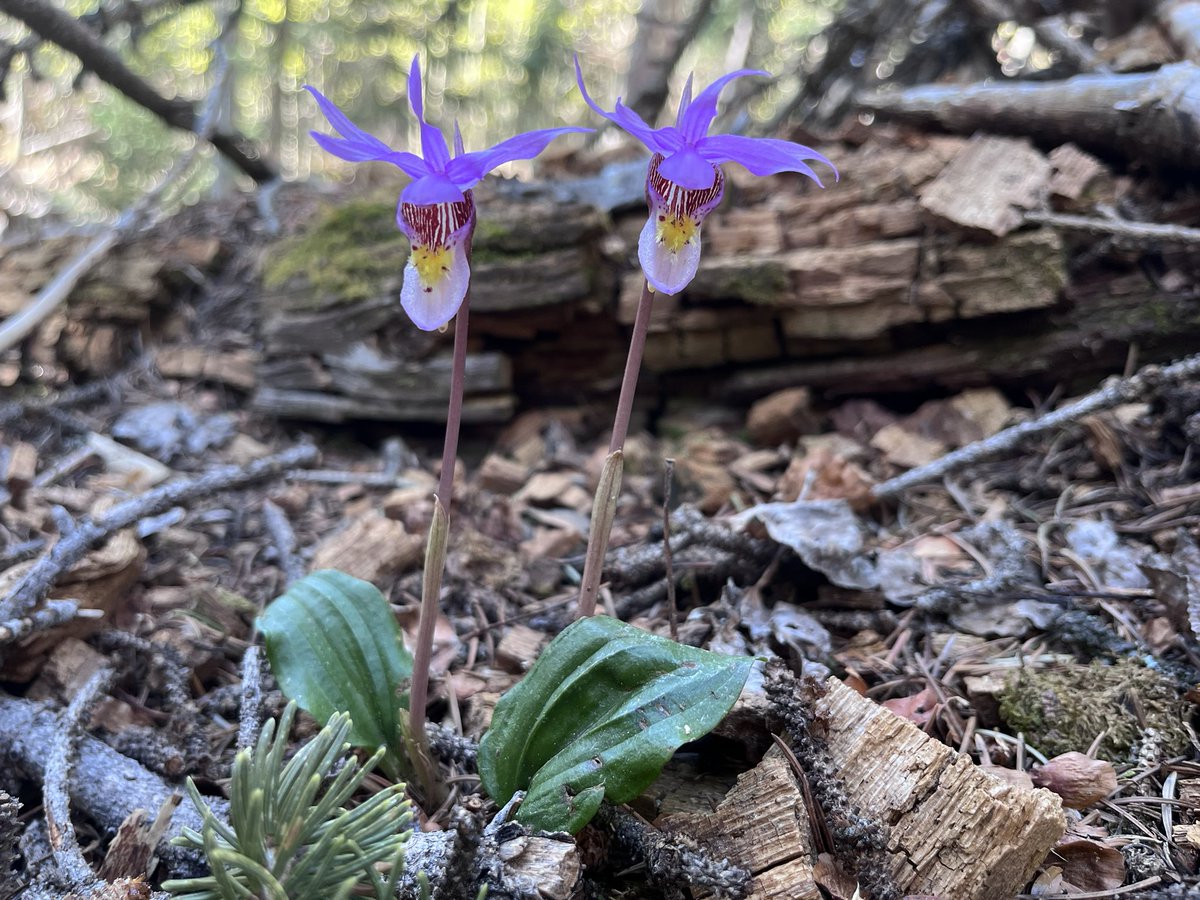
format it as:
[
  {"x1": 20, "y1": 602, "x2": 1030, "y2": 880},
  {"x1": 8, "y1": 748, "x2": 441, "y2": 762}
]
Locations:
[
  {"x1": 478, "y1": 615, "x2": 752, "y2": 834},
  {"x1": 259, "y1": 570, "x2": 412, "y2": 758}
]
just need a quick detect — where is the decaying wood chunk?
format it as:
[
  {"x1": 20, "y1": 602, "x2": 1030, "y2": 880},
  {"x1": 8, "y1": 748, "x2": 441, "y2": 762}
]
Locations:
[
  {"x1": 821, "y1": 677, "x2": 1064, "y2": 897},
  {"x1": 661, "y1": 678, "x2": 1064, "y2": 900},
  {"x1": 496, "y1": 624, "x2": 549, "y2": 674},
  {"x1": 155, "y1": 347, "x2": 259, "y2": 391},
  {"x1": 309, "y1": 512, "x2": 422, "y2": 583},
  {"x1": 0, "y1": 528, "x2": 146, "y2": 682},
  {"x1": 658, "y1": 745, "x2": 820, "y2": 900},
  {"x1": 859, "y1": 62, "x2": 1200, "y2": 171},
  {"x1": 919, "y1": 136, "x2": 1050, "y2": 236},
  {"x1": 1047, "y1": 144, "x2": 1108, "y2": 204}
]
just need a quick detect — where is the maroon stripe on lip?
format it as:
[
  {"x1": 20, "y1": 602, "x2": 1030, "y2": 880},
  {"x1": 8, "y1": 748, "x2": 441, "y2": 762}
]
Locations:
[
  {"x1": 646, "y1": 153, "x2": 724, "y2": 219},
  {"x1": 399, "y1": 191, "x2": 475, "y2": 248}
]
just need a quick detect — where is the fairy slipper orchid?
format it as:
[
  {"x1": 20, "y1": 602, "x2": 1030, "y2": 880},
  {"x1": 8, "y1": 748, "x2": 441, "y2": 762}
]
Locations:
[
  {"x1": 575, "y1": 59, "x2": 838, "y2": 295},
  {"x1": 306, "y1": 58, "x2": 589, "y2": 331}
]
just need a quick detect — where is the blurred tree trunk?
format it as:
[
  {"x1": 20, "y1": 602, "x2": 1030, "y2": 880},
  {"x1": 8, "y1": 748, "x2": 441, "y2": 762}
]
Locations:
[{"x1": 624, "y1": 0, "x2": 716, "y2": 125}]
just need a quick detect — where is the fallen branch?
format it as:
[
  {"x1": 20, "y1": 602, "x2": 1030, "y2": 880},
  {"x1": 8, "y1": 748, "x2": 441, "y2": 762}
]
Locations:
[
  {"x1": 237, "y1": 646, "x2": 263, "y2": 753},
  {"x1": 0, "y1": 688, "x2": 463, "y2": 890},
  {"x1": 43, "y1": 667, "x2": 113, "y2": 891},
  {"x1": 858, "y1": 62, "x2": 1200, "y2": 169},
  {"x1": 0, "y1": 443, "x2": 318, "y2": 629},
  {"x1": 261, "y1": 498, "x2": 304, "y2": 587},
  {"x1": 872, "y1": 352, "x2": 1200, "y2": 498}
]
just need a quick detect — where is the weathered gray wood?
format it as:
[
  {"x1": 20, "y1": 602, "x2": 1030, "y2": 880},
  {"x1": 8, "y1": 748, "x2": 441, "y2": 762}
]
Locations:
[{"x1": 858, "y1": 62, "x2": 1200, "y2": 169}]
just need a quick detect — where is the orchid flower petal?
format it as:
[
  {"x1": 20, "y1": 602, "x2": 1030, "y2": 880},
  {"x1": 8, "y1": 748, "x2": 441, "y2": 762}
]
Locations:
[
  {"x1": 419, "y1": 121, "x2": 452, "y2": 172},
  {"x1": 304, "y1": 86, "x2": 429, "y2": 177},
  {"x1": 574, "y1": 56, "x2": 671, "y2": 154},
  {"x1": 407, "y1": 54, "x2": 425, "y2": 123},
  {"x1": 676, "y1": 73, "x2": 694, "y2": 128},
  {"x1": 638, "y1": 153, "x2": 725, "y2": 295},
  {"x1": 679, "y1": 68, "x2": 768, "y2": 142},
  {"x1": 698, "y1": 134, "x2": 838, "y2": 186},
  {"x1": 453, "y1": 120, "x2": 466, "y2": 157},
  {"x1": 638, "y1": 212, "x2": 702, "y2": 296},
  {"x1": 401, "y1": 173, "x2": 468, "y2": 205},
  {"x1": 608, "y1": 101, "x2": 673, "y2": 154},
  {"x1": 396, "y1": 195, "x2": 476, "y2": 330},
  {"x1": 401, "y1": 239, "x2": 472, "y2": 331},
  {"x1": 445, "y1": 126, "x2": 591, "y2": 189},
  {"x1": 404, "y1": 55, "x2": 452, "y2": 172},
  {"x1": 657, "y1": 146, "x2": 718, "y2": 190}
]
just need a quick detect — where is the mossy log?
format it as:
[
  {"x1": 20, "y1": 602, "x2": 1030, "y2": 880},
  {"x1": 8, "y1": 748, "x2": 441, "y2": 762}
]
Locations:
[
  {"x1": 243, "y1": 125, "x2": 1198, "y2": 422},
  {"x1": 5, "y1": 126, "x2": 1196, "y2": 420}
]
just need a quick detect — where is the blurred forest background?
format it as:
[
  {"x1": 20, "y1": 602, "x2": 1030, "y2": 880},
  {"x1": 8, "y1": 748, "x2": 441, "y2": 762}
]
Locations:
[{"x1": 0, "y1": 0, "x2": 845, "y2": 229}]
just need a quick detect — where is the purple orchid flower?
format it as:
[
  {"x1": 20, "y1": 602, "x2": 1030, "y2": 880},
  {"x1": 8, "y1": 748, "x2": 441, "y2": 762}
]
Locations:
[
  {"x1": 575, "y1": 59, "x2": 838, "y2": 296},
  {"x1": 306, "y1": 57, "x2": 589, "y2": 331}
]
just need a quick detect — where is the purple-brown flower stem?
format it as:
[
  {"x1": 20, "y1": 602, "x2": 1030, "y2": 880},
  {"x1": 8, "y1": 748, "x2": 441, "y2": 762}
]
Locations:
[
  {"x1": 408, "y1": 293, "x2": 470, "y2": 808},
  {"x1": 438, "y1": 292, "x2": 471, "y2": 511},
  {"x1": 609, "y1": 280, "x2": 654, "y2": 454},
  {"x1": 576, "y1": 280, "x2": 654, "y2": 618}
]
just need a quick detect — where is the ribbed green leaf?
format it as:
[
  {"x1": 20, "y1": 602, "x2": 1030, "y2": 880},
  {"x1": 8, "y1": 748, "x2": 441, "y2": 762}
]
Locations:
[
  {"x1": 259, "y1": 570, "x2": 412, "y2": 756},
  {"x1": 478, "y1": 615, "x2": 751, "y2": 834}
]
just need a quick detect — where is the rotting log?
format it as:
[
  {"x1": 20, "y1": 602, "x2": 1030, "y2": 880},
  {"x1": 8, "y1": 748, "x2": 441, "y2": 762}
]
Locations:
[
  {"x1": 5, "y1": 125, "x2": 1197, "y2": 420},
  {"x1": 659, "y1": 678, "x2": 1065, "y2": 899},
  {"x1": 857, "y1": 62, "x2": 1200, "y2": 170}
]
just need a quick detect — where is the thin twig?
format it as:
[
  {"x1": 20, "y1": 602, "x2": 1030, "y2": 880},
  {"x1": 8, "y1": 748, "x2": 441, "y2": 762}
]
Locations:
[
  {"x1": 1026, "y1": 209, "x2": 1200, "y2": 244},
  {"x1": 872, "y1": 352, "x2": 1200, "y2": 499},
  {"x1": 237, "y1": 646, "x2": 263, "y2": 753},
  {"x1": 44, "y1": 666, "x2": 113, "y2": 890},
  {"x1": 662, "y1": 457, "x2": 678, "y2": 641},
  {"x1": 0, "y1": 443, "x2": 318, "y2": 627},
  {"x1": 261, "y1": 499, "x2": 304, "y2": 587}
]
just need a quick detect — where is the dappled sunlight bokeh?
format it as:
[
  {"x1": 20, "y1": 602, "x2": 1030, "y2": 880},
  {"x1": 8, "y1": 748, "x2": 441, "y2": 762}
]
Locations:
[{"x1": 0, "y1": 0, "x2": 842, "y2": 232}]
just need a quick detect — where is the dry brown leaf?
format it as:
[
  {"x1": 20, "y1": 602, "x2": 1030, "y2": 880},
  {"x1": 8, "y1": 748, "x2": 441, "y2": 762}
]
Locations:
[
  {"x1": 746, "y1": 387, "x2": 820, "y2": 446},
  {"x1": 777, "y1": 443, "x2": 876, "y2": 512},
  {"x1": 1030, "y1": 752, "x2": 1118, "y2": 809},
  {"x1": 882, "y1": 687, "x2": 939, "y2": 726},
  {"x1": 871, "y1": 423, "x2": 947, "y2": 469},
  {"x1": 1049, "y1": 837, "x2": 1125, "y2": 893}
]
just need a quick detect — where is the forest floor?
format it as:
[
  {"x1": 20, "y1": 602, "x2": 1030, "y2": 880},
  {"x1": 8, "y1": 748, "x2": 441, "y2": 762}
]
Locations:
[{"x1": 3, "y1": 274, "x2": 1200, "y2": 898}]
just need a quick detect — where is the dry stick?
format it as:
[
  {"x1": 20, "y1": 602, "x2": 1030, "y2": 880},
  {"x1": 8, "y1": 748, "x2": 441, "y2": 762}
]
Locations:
[
  {"x1": 408, "y1": 295, "x2": 472, "y2": 809},
  {"x1": 44, "y1": 666, "x2": 114, "y2": 890},
  {"x1": 0, "y1": 688, "x2": 457, "y2": 890},
  {"x1": 662, "y1": 457, "x2": 678, "y2": 641},
  {"x1": 577, "y1": 279, "x2": 655, "y2": 618},
  {"x1": 237, "y1": 645, "x2": 263, "y2": 753},
  {"x1": 261, "y1": 498, "x2": 304, "y2": 588},
  {"x1": 1025, "y1": 209, "x2": 1200, "y2": 244},
  {"x1": 0, "y1": 443, "x2": 318, "y2": 628},
  {"x1": 872, "y1": 351, "x2": 1200, "y2": 499},
  {"x1": 0, "y1": 13, "x2": 242, "y2": 354}
]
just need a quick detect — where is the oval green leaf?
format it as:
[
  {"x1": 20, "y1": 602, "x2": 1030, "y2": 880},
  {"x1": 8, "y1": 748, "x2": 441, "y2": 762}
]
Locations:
[
  {"x1": 478, "y1": 615, "x2": 751, "y2": 834},
  {"x1": 258, "y1": 570, "x2": 412, "y2": 756}
]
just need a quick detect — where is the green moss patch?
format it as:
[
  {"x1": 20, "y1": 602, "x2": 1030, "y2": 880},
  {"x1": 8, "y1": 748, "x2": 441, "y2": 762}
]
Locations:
[
  {"x1": 262, "y1": 200, "x2": 406, "y2": 310},
  {"x1": 999, "y1": 660, "x2": 1190, "y2": 761}
]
